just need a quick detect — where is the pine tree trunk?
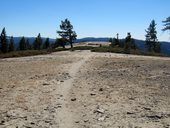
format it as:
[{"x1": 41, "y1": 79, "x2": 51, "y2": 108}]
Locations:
[{"x1": 70, "y1": 42, "x2": 73, "y2": 48}]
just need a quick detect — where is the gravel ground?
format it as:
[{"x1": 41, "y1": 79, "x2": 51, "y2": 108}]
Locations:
[{"x1": 0, "y1": 50, "x2": 170, "y2": 128}]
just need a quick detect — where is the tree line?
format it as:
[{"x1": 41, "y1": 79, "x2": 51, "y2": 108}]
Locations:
[
  {"x1": 0, "y1": 30, "x2": 51, "y2": 53},
  {"x1": 109, "y1": 17, "x2": 170, "y2": 53},
  {"x1": 0, "y1": 18, "x2": 77, "y2": 53},
  {"x1": 109, "y1": 32, "x2": 136, "y2": 53},
  {"x1": 0, "y1": 17, "x2": 170, "y2": 54}
]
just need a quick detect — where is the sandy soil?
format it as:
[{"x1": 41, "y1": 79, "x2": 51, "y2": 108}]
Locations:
[{"x1": 0, "y1": 50, "x2": 170, "y2": 128}]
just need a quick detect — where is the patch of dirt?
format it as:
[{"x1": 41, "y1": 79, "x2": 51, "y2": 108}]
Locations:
[
  {"x1": 0, "y1": 51, "x2": 170, "y2": 128},
  {"x1": 0, "y1": 51, "x2": 85, "y2": 128},
  {"x1": 69, "y1": 53, "x2": 170, "y2": 128}
]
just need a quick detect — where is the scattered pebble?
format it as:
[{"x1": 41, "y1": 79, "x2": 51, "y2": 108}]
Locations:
[
  {"x1": 43, "y1": 83, "x2": 50, "y2": 86},
  {"x1": 99, "y1": 88, "x2": 103, "y2": 91},
  {"x1": 71, "y1": 98, "x2": 77, "y2": 101},
  {"x1": 94, "y1": 109, "x2": 105, "y2": 114},
  {"x1": 98, "y1": 116, "x2": 105, "y2": 121}
]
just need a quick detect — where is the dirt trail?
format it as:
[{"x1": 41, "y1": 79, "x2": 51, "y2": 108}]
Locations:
[{"x1": 57, "y1": 52, "x2": 93, "y2": 128}]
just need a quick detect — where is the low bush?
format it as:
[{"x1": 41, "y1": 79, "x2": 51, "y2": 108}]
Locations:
[
  {"x1": 91, "y1": 46, "x2": 167, "y2": 57},
  {"x1": 0, "y1": 50, "x2": 50, "y2": 58},
  {"x1": 71, "y1": 46, "x2": 94, "y2": 50},
  {"x1": 0, "y1": 45, "x2": 167, "y2": 59},
  {"x1": 0, "y1": 46, "x2": 95, "y2": 59}
]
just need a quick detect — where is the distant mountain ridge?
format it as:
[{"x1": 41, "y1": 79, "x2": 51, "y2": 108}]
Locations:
[
  {"x1": 11, "y1": 37, "x2": 55, "y2": 47},
  {"x1": 75, "y1": 37, "x2": 110, "y2": 42},
  {"x1": 11, "y1": 37, "x2": 110, "y2": 44},
  {"x1": 11, "y1": 37, "x2": 170, "y2": 56}
]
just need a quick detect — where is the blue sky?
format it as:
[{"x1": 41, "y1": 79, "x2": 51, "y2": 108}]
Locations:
[{"x1": 0, "y1": 0, "x2": 170, "y2": 41}]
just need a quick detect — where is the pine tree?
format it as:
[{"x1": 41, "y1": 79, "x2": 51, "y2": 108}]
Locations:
[
  {"x1": 19, "y1": 36, "x2": 27, "y2": 50},
  {"x1": 109, "y1": 38, "x2": 113, "y2": 43},
  {"x1": 26, "y1": 39, "x2": 32, "y2": 50},
  {"x1": 43, "y1": 38, "x2": 50, "y2": 49},
  {"x1": 55, "y1": 38, "x2": 67, "y2": 48},
  {"x1": 33, "y1": 38, "x2": 38, "y2": 50},
  {"x1": 115, "y1": 33, "x2": 120, "y2": 47},
  {"x1": 131, "y1": 38, "x2": 136, "y2": 50},
  {"x1": 34, "y1": 33, "x2": 42, "y2": 50},
  {"x1": 8, "y1": 36, "x2": 15, "y2": 52},
  {"x1": 0, "y1": 27, "x2": 8, "y2": 53},
  {"x1": 145, "y1": 20, "x2": 160, "y2": 52},
  {"x1": 162, "y1": 16, "x2": 170, "y2": 36},
  {"x1": 109, "y1": 38, "x2": 114, "y2": 47},
  {"x1": 57, "y1": 19, "x2": 77, "y2": 48},
  {"x1": 124, "y1": 33, "x2": 136, "y2": 53}
]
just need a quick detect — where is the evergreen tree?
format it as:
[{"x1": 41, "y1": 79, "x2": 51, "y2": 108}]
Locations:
[
  {"x1": 19, "y1": 36, "x2": 27, "y2": 50},
  {"x1": 145, "y1": 20, "x2": 160, "y2": 52},
  {"x1": 33, "y1": 38, "x2": 38, "y2": 50},
  {"x1": 110, "y1": 33, "x2": 120, "y2": 47},
  {"x1": 131, "y1": 38, "x2": 136, "y2": 50},
  {"x1": 26, "y1": 39, "x2": 32, "y2": 50},
  {"x1": 110, "y1": 38, "x2": 118, "y2": 47},
  {"x1": 154, "y1": 42, "x2": 161, "y2": 53},
  {"x1": 55, "y1": 38, "x2": 67, "y2": 48},
  {"x1": 124, "y1": 33, "x2": 136, "y2": 53},
  {"x1": 8, "y1": 36, "x2": 15, "y2": 52},
  {"x1": 34, "y1": 33, "x2": 42, "y2": 50},
  {"x1": 162, "y1": 16, "x2": 170, "y2": 36},
  {"x1": 109, "y1": 38, "x2": 114, "y2": 47},
  {"x1": 43, "y1": 38, "x2": 50, "y2": 49},
  {"x1": 109, "y1": 38, "x2": 113, "y2": 43},
  {"x1": 115, "y1": 33, "x2": 120, "y2": 47},
  {"x1": 0, "y1": 27, "x2": 8, "y2": 53},
  {"x1": 57, "y1": 19, "x2": 77, "y2": 48},
  {"x1": 113, "y1": 38, "x2": 120, "y2": 47}
]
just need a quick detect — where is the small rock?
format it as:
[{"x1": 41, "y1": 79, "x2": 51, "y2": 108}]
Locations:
[
  {"x1": 143, "y1": 107, "x2": 151, "y2": 111},
  {"x1": 127, "y1": 112, "x2": 134, "y2": 115},
  {"x1": 24, "y1": 126, "x2": 32, "y2": 128},
  {"x1": 71, "y1": 98, "x2": 77, "y2": 101},
  {"x1": 95, "y1": 109, "x2": 105, "y2": 114},
  {"x1": 98, "y1": 116, "x2": 105, "y2": 121},
  {"x1": 55, "y1": 104, "x2": 62, "y2": 109},
  {"x1": 75, "y1": 121, "x2": 79, "y2": 123},
  {"x1": 45, "y1": 120, "x2": 51, "y2": 123},
  {"x1": 84, "y1": 119, "x2": 89, "y2": 122},
  {"x1": 90, "y1": 93, "x2": 96, "y2": 96},
  {"x1": 147, "y1": 115, "x2": 163, "y2": 120},
  {"x1": 99, "y1": 88, "x2": 103, "y2": 91},
  {"x1": 0, "y1": 120, "x2": 5, "y2": 125},
  {"x1": 43, "y1": 83, "x2": 50, "y2": 86},
  {"x1": 129, "y1": 97, "x2": 135, "y2": 100},
  {"x1": 30, "y1": 122, "x2": 35, "y2": 125},
  {"x1": 60, "y1": 80, "x2": 64, "y2": 83}
]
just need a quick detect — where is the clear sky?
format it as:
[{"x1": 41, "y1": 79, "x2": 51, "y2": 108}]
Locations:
[{"x1": 0, "y1": 0, "x2": 170, "y2": 41}]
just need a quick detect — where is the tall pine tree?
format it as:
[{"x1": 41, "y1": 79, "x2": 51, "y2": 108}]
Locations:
[
  {"x1": 34, "y1": 33, "x2": 42, "y2": 50},
  {"x1": 0, "y1": 27, "x2": 8, "y2": 53},
  {"x1": 57, "y1": 19, "x2": 77, "y2": 48},
  {"x1": 43, "y1": 37, "x2": 50, "y2": 49},
  {"x1": 124, "y1": 33, "x2": 133, "y2": 53},
  {"x1": 8, "y1": 36, "x2": 15, "y2": 52},
  {"x1": 19, "y1": 36, "x2": 27, "y2": 50},
  {"x1": 145, "y1": 20, "x2": 160, "y2": 52},
  {"x1": 26, "y1": 39, "x2": 32, "y2": 50}
]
